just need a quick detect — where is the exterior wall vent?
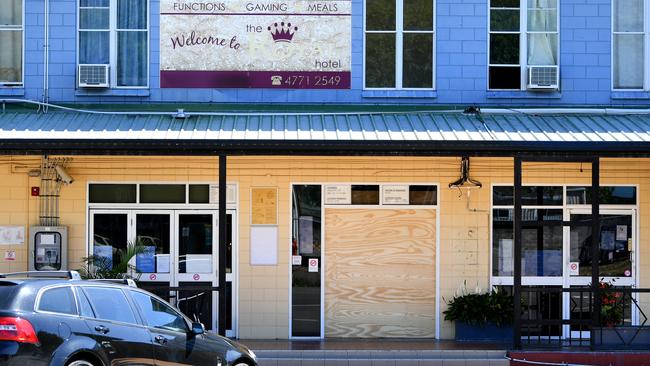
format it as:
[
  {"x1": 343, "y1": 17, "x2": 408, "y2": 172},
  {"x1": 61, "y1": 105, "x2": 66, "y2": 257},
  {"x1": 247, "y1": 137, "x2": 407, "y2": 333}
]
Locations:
[
  {"x1": 527, "y1": 65, "x2": 559, "y2": 90},
  {"x1": 78, "y1": 64, "x2": 109, "y2": 88}
]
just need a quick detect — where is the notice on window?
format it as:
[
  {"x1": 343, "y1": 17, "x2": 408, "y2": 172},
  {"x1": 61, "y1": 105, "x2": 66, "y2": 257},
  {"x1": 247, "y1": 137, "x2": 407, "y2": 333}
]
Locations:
[
  {"x1": 382, "y1": 185, "x2": 409, "y2": 205},
  {"x1": 0, "y1": 226, "x2": 24, "y2": 245},
  {"x1": 569, "y1": 262, "x2": 579, "y2": 276},
  {"x1": 616, "y1": 225, "x2": 628, "y2": 241},
  {"x1": 136, "y1": 246, "x2": 156, "y2": 273},
  {"x1": 324, "y1": 185, "x2": 351, "y2": 205},
  {"x1": 159, "y1": 0, "x2": 351, "y2": 89},
  {"x1": 251, "y1": 188, "x2": 278, "y2": 225},
  {"x1": 308, "y1": 258, "x2": 318, "y2": 272}
]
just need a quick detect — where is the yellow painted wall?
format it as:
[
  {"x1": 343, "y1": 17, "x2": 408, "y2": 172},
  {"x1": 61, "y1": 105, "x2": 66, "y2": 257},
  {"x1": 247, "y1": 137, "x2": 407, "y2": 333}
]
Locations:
[{"x1": 0, "y1": 155, "x2": 648, "y2": 340}]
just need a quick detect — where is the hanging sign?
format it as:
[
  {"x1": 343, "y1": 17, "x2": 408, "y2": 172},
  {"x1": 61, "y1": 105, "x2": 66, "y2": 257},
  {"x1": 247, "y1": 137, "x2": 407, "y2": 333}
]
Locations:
[
  {"x1": 308, "y1": 258, "x2": 318, "y2": 272},
  {"x1": 569, "y1": 262, "x2": 579, "y2": 276},
  {"x1": 159, "y1": 0, "x2": 351, "y2": 88}
]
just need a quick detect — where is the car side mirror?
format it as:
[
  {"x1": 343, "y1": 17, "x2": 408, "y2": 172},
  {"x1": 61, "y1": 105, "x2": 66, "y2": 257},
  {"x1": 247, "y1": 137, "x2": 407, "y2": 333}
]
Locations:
[{"x1": 191, "y1": 322, "x2": 205, "y2": 335}]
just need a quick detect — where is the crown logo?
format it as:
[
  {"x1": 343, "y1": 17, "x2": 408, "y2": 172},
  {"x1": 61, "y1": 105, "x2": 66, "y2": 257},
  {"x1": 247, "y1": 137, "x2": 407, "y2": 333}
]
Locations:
[{"x1": 268, "y1": 22, "x2": 298, "y2": 42}]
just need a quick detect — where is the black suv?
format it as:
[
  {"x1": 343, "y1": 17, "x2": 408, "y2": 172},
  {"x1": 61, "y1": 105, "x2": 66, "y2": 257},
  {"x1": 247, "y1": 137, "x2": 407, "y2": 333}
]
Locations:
[{"x1": 0, "y1": 271, "x2": 257, "y2": 366}]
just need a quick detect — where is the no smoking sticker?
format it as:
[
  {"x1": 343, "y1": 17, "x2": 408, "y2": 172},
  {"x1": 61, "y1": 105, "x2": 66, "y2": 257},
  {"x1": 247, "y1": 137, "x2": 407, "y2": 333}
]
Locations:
[
  {"x1": 193, "y1": 274, "x2": 201, "y2": 281},
  {"x1": 149, "y1": 274, "x2": 157, "y2": 280},
  {"x1": 308, "y1": 258, "x2": 319, "y2": 273}
]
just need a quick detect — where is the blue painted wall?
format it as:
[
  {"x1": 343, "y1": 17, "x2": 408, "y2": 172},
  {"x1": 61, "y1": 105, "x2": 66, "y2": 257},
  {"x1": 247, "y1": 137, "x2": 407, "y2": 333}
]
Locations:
[{"x1": 3, "y1": 0, "x2": 650, "y2": 106}]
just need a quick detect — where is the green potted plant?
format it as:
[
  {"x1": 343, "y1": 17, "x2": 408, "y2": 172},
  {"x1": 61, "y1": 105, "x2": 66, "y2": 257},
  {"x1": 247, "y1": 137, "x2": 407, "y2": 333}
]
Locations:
[
  {"x1": 443, "y1": 284, "x2": 514, "y2": 342},
  {"x1": 78, "y1": 240, "x2": 147, "y2": 280}
]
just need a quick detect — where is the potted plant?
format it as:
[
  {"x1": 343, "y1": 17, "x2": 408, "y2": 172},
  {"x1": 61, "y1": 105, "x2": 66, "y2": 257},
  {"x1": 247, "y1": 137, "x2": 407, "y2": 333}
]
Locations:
[
  {"x1": 443, "y1": 284, "x2": 514, "y2": 342},
  {"x1": 78, "y1": 240, "x2": 147, "y2": 280}
]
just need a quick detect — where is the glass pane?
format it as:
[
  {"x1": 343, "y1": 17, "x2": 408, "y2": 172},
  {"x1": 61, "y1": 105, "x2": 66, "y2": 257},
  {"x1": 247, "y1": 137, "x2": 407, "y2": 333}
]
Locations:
[
  {"x1": 366, "y1": 0, "x2": 395, "y2": 30},
  {"x1": 79, "y1": 31, "x2": 110, "y2": 64},
  {"x1": 521, "y1": 285, "x2": 562, "y2": 337},
  {"x1": 89, "y1": 184, "x2": 137, "y2": 203},
  {"x1": 131, "y1": 291, "x2": 188, "y2": 332},
  {"x1": 492, "y1": 208, "x2": 514, "y2": 276},
  {"x1": 527, "y1": 10, "x2": 557, "y2": 32},
  {"x1": 189, "y1": 184, "x2": 209, "y2": 203},
  {"x1": 291, "y1": 185, "x2": 322, "y2": 337},
  {"x1": 93, "y1": 213, "x2": 128, "y2": 271},
  {"x1": 404, "y1": 0, "x2": 433, "y2": 30},
  {"x1": 403, "y1": 33, "x2": 433, "y2": 88},
  {"x1": 83, "y1": 287, "x2": 138, "y2": 324},
  {"x1": 117, "y1": 31, "x2": 148, "y2": 86},
  {"x1": 614, "y1": 0, "x2": 643, "y2": 32},
  {"x1": 521, "y1": 186, "x2": 563, "y2": 206},
  {"x1": 491, "y1": 0, "x2": 519, "y2": 7},
  {"x1": 365, "y1": 33, "x2": 396, "y2": 88},
  {"x1": 0, "y1": 0, "x2": 21, "y2": 26},
  {"x1": 613, "y1": 34, "x2": 644, "y2": 89},
  {"x1": 527, "y1": 33, "x2": 558, "y2": 65},
  {"x1": 80, "y1": 8, "x2": 109, "y2": 29},
  {"x1": 178, "y1": 214, "x2": 212, "y2": 274},
  {"x1": 118, "y1": 0, "x2": 147, "y2": 29},
  {"x1": 566, "y1": 186, "x2": 637, "y2": 205},
  {"x1": 76, "y1": 288, "x2": 96, "y2": 318},
  {"x1": 226, "y1": 214, "x2": 233, "y2": 273},
  {"x1": 527, "y1": 0, "x2": 557, "y2": 8},
  {"x1": 570, "y1": 214, "x2": 633, "y2": 277},
  {"x1": 409, "y1": 185, "x2": 437, "y2": 205},
  {"x1": 490, "y1": 33, "x2": 519, "y2": 64},
  {"x1": 490, "y1": 9, "x2": 519, "y2": 31},
  {"x1": 493, "y1": 186, "x2": 514, "y2": 206},
  {"x1": 178, "y1": 282, "x2": 213, "y2": 330},
  {"x1": 489, "y1": 66, "x2": 521, "y2": 89},
  {"x1": 522, "y1": 225, "x2": 563, "y2": 276},
  {"x1": 80, "y1": 0, "x2": 110, "y2": 6},
  {"x1": 0, "y1": 31, "x2": 22, "y2": 83},
  {"x1": 351, "y1": 185, "x2": 379, "y2": 205},
  {"x1": 136, "y1": 214, "x2": 170, "y2": 273},
  {"x1": 39, "y1": 287, "x2": 77, "y2": 315},
  {"x1": 140, "y1": 184, "x2": 185, "y2": 204}
]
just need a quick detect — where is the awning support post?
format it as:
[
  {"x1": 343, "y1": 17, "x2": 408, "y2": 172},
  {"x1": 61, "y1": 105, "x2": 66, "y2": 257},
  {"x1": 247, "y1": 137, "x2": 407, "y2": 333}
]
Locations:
[
  {"x1": 218, "y1": 154, "x2": 227, "y2": 336},
  {"x1": 513, "y1": 156, "x2": 522, "y2": 349}
]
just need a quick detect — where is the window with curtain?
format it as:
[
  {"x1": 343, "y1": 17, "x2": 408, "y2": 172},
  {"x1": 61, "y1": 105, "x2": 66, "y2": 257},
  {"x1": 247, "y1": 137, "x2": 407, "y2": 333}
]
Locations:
[
  {"x1": 78, "y1": 0, "x2": 148, "y2": 87},
  {"x1": 364, "y1": 0, "x2": 435, "y2": 89},
  {"x1": 0, "y1": 0, "x2": 23, "y2": 85},
  {"x1": 489, "y1": 0, "x2": 558, "y2": 90},
  {"x1": 613, "y1": 0, "x2": 645, "y2": 90}
]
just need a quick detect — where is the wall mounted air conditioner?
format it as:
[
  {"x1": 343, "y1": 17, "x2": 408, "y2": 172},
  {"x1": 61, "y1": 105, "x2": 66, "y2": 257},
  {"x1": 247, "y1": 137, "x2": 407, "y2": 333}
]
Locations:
[
  {"x1": 78, "y1": 64, "x2": 109, "y2": 88},
  {"x1": 527, "y1": 65, "x2": 559, "y2": 90}
]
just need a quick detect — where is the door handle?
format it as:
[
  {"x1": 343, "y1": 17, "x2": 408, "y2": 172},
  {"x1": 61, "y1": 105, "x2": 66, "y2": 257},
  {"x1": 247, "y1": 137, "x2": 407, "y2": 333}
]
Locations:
[
  {"x1": 154, "y1": 335, "x2": 168, "y2": 344},
  {"x1": 94, "y1": 325, "x2": 110, "y2": 334}
]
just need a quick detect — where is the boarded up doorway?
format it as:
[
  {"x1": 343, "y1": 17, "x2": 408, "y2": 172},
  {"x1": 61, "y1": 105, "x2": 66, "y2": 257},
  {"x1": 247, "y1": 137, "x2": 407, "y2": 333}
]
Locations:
[{"x1": 325, "y1": 209, "x2": 436, "y2": 338}]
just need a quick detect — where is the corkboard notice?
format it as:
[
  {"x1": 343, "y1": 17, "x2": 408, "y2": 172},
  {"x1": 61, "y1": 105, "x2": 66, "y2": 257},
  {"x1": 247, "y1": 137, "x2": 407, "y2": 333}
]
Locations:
[{"x1": 251, "y1": 188, "x2": 277, "y2": 225}]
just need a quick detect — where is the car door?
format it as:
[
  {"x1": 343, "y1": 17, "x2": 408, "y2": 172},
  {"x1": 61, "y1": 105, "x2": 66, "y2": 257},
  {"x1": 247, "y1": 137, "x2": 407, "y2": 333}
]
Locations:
[
  {"x1": 129, "y1": 290, "x2": 226, "y2": 366},
  {"x1": 77, "y1": 285, "x2": 155, "y2": 366}
]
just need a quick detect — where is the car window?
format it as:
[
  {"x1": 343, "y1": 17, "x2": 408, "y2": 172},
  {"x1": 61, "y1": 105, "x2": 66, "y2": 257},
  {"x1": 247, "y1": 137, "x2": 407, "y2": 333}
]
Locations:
[
  {"x1": 75, "y1": 287, "x2": 95, "y2": 318},
  {"x1": 82, "y1": 286, "x2": 137, "y2": 325},
  {"x1": 39, "y1": 286, "x2": 77, "y2": 315},
  {"x1": 130, "y1": 291, "x2": 188, "y2": 332}
]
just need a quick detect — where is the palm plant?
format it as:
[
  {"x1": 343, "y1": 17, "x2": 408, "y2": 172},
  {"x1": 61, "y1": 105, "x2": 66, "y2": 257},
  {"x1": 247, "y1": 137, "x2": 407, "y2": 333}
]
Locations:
[{"x1": 78, "y1": 240, "x2": 147, "y2": 280}]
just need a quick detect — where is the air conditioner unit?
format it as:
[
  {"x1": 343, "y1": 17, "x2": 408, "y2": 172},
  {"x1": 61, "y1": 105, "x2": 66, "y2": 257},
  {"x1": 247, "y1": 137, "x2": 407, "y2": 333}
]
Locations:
[
  {"x1": 78, "y1": 64, "x2": 109, "y2": 88},
  {"x1": 527, "y1": 65, "x2": 559, "y2": 90}
]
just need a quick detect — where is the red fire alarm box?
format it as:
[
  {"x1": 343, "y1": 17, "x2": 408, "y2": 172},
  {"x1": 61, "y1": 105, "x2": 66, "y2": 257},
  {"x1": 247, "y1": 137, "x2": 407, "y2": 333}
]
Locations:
[{"x1": 31, "y1": 187, "x2": 40, "y2": 196}]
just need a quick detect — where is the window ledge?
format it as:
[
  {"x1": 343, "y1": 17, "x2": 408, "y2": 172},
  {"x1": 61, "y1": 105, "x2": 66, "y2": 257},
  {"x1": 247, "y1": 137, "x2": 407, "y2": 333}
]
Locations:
[
  {"x1": 0, "y1": 87, "x2": 25, "y2": 97},
  {"x1": 362, "y1": 90, "x2": 437, "y2": 99},
  {"x1": 611, "y1": 91, "x2": 650, "y2": 100},
  {"x1": 487, "y1": 90, "x2": 561, "y2": 99},
  {"x1": 75, "y1": 88, "x2": 150, "y2": 97}
]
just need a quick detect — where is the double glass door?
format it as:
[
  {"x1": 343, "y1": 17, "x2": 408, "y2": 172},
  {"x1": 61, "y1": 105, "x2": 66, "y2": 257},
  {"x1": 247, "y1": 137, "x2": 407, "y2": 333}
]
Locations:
[{"x1": 90, "y1": 209, "x2": 235, "y2": 335}]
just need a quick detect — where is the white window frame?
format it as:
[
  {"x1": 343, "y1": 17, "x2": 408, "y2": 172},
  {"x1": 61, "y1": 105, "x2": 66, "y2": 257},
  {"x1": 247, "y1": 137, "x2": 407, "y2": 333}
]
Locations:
[
  {"x1": 362, "y1": 0, "x2": 436, "y2": 90},
  {"x1": 76, "y1": 0, "x2": 150, "y2": 89},
  {"x1": 0, "y1": 0, "x2": 25, "y2": 87},
  {"x1": 487, "y1": 0, "x2": 560, "y2": 91},
  {"x1": 611, "y1": 0, "x2": 650, "y2": 91}
]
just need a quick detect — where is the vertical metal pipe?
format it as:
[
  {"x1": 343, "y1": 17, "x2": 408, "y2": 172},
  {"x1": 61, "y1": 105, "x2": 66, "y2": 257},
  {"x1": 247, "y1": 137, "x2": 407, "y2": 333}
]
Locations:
[
  {"x1": 218, "y1": 155, "x2": 227, "y2": 336},
  {"x1": 514, "y1": 156, "x2": 522, "y2": 349},
  {"x1": 591, "y1": 157, "x2": 600, "y2": 348}
]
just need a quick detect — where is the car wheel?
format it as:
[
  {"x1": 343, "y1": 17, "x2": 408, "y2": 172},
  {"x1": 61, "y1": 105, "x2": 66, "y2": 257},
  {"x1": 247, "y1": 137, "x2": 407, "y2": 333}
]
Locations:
[{"x1": 67, "y1": 360, "x2": 95, "y2": 366}]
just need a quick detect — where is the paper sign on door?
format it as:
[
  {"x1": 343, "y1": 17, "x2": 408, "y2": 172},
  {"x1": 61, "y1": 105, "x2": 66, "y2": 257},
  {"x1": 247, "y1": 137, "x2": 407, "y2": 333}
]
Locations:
[
  {"x1": 569, "y1": 262, "x2": 579, "y2": 276},
  {"x1": 308, "y1": 258, "x2": 319, "y2": 273}
]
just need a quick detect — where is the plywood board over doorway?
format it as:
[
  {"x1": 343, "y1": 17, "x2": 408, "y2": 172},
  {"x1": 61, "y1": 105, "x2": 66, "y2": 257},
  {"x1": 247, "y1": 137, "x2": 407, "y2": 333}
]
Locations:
[{"x1": 325, "y1": 209, "x2": 436, "y2": 338}]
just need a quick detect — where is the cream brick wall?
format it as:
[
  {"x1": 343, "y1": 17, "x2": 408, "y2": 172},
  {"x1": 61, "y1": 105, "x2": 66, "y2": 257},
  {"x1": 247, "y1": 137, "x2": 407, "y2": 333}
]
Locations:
[{"x1": 0, "y1": 155, "x2": 648, "y2": 340}]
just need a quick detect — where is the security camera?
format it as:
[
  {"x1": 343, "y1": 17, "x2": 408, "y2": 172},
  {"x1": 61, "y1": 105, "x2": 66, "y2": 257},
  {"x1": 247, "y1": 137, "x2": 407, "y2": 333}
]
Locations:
[{"x1": 55, "y1": 165, "x2": 74, "y2": 184}]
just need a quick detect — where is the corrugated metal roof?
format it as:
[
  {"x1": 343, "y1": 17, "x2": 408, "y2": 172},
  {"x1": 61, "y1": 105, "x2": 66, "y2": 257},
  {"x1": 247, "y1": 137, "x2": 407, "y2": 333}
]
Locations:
[{"x1": 0, "y1": 110, "x2": 649, "y2": 143}]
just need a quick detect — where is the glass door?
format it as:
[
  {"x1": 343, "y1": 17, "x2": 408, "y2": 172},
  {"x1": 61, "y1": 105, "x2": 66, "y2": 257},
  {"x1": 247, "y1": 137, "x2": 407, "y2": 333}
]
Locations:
[
  {"x1": 565, "y1": 209, "x2": 636, "y2": 338},
  {"x1": 173, "y1": 211, "x2": 218, "y2": 332},
  {"x1": 89, "y1": 210, "x2": 131, "y2": 275},
  {"x1": 133, "y1": 211, "x2": 173, "y2": 300}
]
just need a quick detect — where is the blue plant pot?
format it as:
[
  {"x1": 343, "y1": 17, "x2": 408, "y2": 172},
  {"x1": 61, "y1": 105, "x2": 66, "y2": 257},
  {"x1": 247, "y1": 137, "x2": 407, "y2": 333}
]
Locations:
[{"x1": 454, "y1": 321, "x2": 513, "y2": 343}]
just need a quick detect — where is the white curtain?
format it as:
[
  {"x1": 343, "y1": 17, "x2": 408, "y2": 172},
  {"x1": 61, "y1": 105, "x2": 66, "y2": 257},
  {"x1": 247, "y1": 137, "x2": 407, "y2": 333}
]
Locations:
[
  {"x1": 79, "y1": 0, "x2": 110, "y2": 65},
  {"x1": 0, "y1": 0, "x2": 22, "y2": 83},
  {"x1": 527, "y1": 0, "x2": 558, "y2": 66},
  {"x1": 613, "y1": 0, "x2": 644, "y2": 89},
  {"x1": 117, "y1": 0, "x2": 147, "y2": 86}
]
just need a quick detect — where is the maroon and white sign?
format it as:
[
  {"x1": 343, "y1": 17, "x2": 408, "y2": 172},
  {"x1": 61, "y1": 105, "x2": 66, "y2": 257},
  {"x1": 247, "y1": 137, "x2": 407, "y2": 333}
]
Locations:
[
  {"x1": 308, "y1": 258, "x2": 318, "y2": 272},
  {"x1": 160, "y1": 0, "x2": 351, "y2": 88},
  {"x1": 193, "y1": 273, "x2": 201, "y2": 281},
  {"x1": 149, "y1": 274, "x2": 157, "y2": 280}
]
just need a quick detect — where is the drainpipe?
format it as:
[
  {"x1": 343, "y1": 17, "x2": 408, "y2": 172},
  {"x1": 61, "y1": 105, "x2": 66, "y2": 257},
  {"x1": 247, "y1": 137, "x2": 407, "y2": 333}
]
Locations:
[{"x1": 42, "y1": 0, "x2": 50, "y2": 112}]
